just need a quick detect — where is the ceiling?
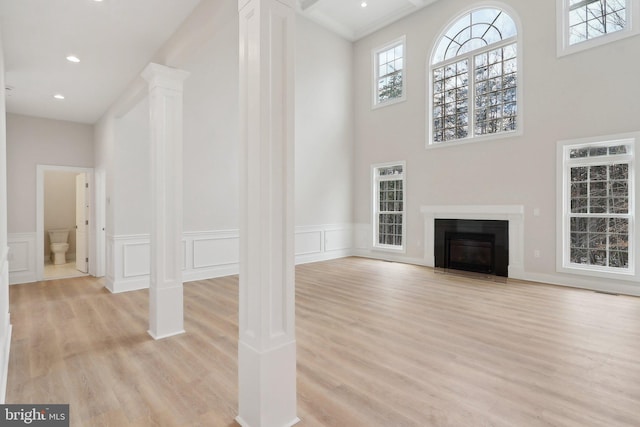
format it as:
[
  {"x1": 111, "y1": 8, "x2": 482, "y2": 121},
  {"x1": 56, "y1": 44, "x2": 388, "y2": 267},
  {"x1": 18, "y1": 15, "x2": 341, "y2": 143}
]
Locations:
[
  {"x1": 0, "y1": 0, "x2": 437, "y2": 125},
  {"x1": 0, "y1": 0, "x2": 201, "y2": 124},
  {"x1": 298, "y1": 0, "x2": 438, "y2": 41}
]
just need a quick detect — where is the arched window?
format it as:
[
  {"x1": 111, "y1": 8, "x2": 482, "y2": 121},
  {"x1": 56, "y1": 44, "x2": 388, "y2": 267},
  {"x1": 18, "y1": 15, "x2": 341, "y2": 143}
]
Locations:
[{"x1": 430, "y1": 7, "x2": 519, "y2": 145}]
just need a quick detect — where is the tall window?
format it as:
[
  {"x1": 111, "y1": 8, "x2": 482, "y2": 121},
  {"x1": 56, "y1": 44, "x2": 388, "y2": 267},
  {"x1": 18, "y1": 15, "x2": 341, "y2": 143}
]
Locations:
[
  {"x1": 430, "y1": 8, "x2": 519, "y2": 145},
  {"x1": 559, "y1": 137, "x2": 635, "y2": 277},
  {"x1": 373, "y1": 162, "x2": 405, "y2": 251},
  {"x1": 373, "y1": 36, "x2": 406, "y2": 107},
  {"x1": 557, "y1": 0, "x2": 639, "y2": 55}
]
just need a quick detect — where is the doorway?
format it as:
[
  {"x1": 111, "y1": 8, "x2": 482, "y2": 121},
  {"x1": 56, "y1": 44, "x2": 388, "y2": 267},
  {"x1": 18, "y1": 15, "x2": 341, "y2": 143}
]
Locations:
[{"x1": 36, "y1": 165, "x2": 95, "y2": 281}]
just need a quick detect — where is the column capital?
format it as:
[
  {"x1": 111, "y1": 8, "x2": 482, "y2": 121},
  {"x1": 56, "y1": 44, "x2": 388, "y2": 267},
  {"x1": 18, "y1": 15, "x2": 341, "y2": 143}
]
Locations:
[{"x1": 141, "y1": 63, "x2": 190, "y2": 91}]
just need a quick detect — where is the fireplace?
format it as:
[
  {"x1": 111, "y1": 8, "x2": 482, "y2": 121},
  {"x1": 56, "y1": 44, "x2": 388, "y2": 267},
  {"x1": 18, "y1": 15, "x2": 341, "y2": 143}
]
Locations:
[{"x1": 435, "y1": 219, "x2": 509, "y2": 277}]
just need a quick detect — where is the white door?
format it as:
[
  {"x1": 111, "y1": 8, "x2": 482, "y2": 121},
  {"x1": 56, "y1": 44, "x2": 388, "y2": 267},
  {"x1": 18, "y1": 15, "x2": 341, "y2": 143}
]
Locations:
[{"x1": 75, "y1": 173, "x2": 88, "y2": 273}]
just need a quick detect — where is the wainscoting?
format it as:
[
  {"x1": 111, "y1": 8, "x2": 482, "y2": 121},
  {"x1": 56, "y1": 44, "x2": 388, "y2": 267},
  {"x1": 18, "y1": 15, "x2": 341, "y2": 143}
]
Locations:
[
  {"x1": 106, "y1": 224, "x2": 353, "y2": 293},
  {"x1": 7, "y1": 233, "x2": 37, "y2": 285},
  {"x1": 0, "y1": 245, "x2": 12, "y2": 403}
]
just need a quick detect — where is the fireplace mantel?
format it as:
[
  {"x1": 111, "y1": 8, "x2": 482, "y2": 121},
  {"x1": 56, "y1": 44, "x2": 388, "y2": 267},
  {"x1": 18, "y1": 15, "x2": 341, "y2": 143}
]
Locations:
[{"x1": 420, "y1": 205, "x2": 525, "y2": 279}]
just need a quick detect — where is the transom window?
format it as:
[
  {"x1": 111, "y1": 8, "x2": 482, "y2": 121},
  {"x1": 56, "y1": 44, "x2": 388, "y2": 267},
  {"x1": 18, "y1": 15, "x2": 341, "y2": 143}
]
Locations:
[
  {"x1": 373, "y1": 37, "x2": 406, "y2": 107},
  {"x1": 373, "y1": 162, "x2": 405, "y2": 251},
  {"x1": 569, "y1": 0, "x2": 627, "y2": 43},
  {"x1": 559, "y1": 138, "x2": 636, "y2": 277},
  {"x1": 430, "y1": 8, "x2": 519, "y2": 145},
  {"x1": 557, "y1": 0, "x2": 639, "y2": 56}
]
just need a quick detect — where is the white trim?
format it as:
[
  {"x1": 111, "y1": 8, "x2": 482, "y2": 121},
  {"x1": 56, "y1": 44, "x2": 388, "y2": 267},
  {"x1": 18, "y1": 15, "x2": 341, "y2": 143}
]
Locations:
[
  {"x1": 147, "y1": 328, "x2": 186, "y2": 340},
  {"x1": 105, "y1": 225, "x2": 354, "y2": 293},
  {"x1": 523, "y1": 271, "x2": 640, "y2": 297},
  {"x1": 556, "y1": 132, "x2": 640, "y2": 282},
  {"x1": 7, "y1": 233, "x2": 37, "y2": 285},
  {"x1": 372, "y1": 161, "x2": 407, "y2": 253},
  {"x1": 296, "y1": 224, "x2": 353, "y2": 265},
  {"x1": 372, "y1": 35, "x2": 407, "y2": 109},
  {"x1": 556, "y1": 0, "x2": 640, "y2": 57},
  {"x1": 36, "y1": 165, "x2": 95, "y2": 281},
  {"x1": 426, "y1": 2, "x2": 524, "y2": 147},
  {"x1": 420, "y1": 205, "x2": 526, "y2": 279}
]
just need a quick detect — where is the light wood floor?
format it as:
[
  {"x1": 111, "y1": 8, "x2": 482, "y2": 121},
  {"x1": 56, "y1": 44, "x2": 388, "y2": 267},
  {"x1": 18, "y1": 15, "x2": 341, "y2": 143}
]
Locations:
[{"x1": 7, "y1": 257, "x2": 640, "y2": 426}]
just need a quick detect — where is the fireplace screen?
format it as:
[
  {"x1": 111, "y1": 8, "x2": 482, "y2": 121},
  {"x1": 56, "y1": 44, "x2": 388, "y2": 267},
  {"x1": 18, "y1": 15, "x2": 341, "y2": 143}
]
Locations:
[
  {"x1": 434, "y1": 219, "x2": 509, "y2": 277},
  {"x1": 447, "y1": 233, "x2": 495, "y2": 274}
]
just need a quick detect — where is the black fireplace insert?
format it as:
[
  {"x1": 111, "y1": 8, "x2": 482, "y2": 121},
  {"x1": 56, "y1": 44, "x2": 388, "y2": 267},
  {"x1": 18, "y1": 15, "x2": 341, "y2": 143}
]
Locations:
[{"x1": 434, "y1": 219, "x2": 509, "y2": 277}]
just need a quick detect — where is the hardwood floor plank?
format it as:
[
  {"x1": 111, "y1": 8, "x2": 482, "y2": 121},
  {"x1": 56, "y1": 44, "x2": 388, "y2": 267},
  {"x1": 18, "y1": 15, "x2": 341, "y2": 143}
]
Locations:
[{"x1": 6, "y1": 257, "x2": 640, "y2": 426}]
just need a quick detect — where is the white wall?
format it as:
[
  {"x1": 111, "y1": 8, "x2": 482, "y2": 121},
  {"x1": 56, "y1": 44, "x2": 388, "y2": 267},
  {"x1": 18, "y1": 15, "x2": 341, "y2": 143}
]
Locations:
[
  {"x1": 6, "y1": 114, "x2": 93, "y2": 283},
  {"x1": 352, "y1": 0, "x2": 640, "y2": 293},
  {"x1": 43, "y1": 171, "x2": 77, "y2": 258},
  {"x1": 181, "y1": 0, "x2": 239, "y2": 232},
  {"x1": 113, "y1": 97, "x2": 150, "y2": 236},
  {"x1": 6, "y1": 114, "x2": 94, "y2": 233},
  {"x1": 96, "y1": 0, "x2": 355, "y2": 289},
  {"x1": 295, "y1": 16, "x2": 354, "y2": 227}
]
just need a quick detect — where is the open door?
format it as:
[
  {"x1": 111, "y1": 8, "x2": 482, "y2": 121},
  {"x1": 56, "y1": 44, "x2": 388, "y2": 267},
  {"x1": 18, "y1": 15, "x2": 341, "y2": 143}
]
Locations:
[{"x1": 75, "y1": 173, "x2": 88, "y2": 273}]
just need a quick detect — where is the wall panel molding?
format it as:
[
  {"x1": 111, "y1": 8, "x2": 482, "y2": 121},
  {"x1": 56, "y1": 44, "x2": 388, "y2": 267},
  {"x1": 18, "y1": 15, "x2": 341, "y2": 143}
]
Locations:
[
  {"x1": 105, "y1": 225, "x2": 354, "y2": 292},
  {"x1": 8, "y1": 233, "x2": 37, "y2": 285},
  {"x1": 295, "y1": 224, "x2": 353, "y2": 265}
]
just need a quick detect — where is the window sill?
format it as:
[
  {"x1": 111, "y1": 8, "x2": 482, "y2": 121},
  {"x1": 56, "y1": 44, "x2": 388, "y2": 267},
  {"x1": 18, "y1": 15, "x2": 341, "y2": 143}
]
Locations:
[
  {"x1": 372, "y1": 95, "x2": 406, "y2": 110},
  {"x1": 426, "y1": 128, "x2": 521, "y2": 150},
  {"x1": 557, "y1": 28, "x2": 640, "y2": 58},
  {"x1": 372, "y1": 245, "x2": 406, "y2": 254}
]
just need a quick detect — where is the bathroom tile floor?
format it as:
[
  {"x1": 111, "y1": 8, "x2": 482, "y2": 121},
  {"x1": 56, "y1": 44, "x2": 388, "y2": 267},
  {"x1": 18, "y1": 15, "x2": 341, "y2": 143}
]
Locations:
[{"x1": 43, "y1": 260, "x2": 88, "y2": 280}]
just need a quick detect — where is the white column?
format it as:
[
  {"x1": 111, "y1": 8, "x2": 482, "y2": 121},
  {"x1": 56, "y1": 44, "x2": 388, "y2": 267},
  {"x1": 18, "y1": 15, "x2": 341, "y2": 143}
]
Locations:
[
  {"x1": 141, "y1": 63, "x2": 190, "y2": 340},
  {"x1": 237, "y1": 0, "x2": 298, "y2": 426},
  {"x1": 0, "y1": 32, "x2": 11, "y2": 404}
]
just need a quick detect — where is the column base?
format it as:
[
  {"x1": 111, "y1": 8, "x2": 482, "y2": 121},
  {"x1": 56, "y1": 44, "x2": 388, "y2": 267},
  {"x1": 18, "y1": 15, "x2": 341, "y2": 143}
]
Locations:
[
  {"x1": 148, "y1": 284, "x2": 185, "y2": 340},
  {"x1": 237, "y1": 340, "x2": 298, "y2": 427},
  {"x1": 235, "y1": 416, "x2": 300, "y2": 427}
]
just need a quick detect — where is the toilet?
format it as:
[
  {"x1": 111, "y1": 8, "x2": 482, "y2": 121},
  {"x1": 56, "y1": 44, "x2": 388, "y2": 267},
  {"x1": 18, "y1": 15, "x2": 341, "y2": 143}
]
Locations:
[{"x1": 49, "y1": 229, "x2": 70, "y2": 265}]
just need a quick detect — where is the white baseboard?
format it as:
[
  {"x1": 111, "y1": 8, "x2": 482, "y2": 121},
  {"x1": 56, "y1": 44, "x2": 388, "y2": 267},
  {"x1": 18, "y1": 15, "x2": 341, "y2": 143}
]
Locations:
[
  {"x1": 521, "y1": 271, "x2": 640, "y2": 297},
  {"x1": 351, "y1": 248, "x2": 427, "y2": 267}
]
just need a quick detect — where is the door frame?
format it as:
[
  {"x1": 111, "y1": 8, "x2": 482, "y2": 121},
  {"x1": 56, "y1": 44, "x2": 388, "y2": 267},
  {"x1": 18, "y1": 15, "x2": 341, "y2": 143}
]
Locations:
[{"x1": 36, "y1": 165, "x2": 95, "y2": 280}]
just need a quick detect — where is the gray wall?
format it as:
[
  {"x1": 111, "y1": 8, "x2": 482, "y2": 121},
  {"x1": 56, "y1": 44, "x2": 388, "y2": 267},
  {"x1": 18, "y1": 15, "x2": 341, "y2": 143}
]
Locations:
[
  {"x1": 352, "y1": 0, "x2": 640, "y2": 287},
  {"x1": 6, "y1": 114, "x2": 94, "y2": 233}
]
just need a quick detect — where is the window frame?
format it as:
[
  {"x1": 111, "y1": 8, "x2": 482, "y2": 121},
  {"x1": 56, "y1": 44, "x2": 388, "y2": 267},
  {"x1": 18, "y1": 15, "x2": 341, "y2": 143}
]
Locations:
[
  {"x1": 427, "y1": 4, "x2": 523, "y2": 148},
  {"x1": 556, "y1": 0, "x2": 640, "y2": 57},
  {"x1": 556, "y1": 133, "x2": 638, "y2": 281},
  {"x1": 372, "y1": 161, "x2": 406, "y2": 252},
  {"x1": 372, "y1": 36, "x2": 407, "y2": 109}
]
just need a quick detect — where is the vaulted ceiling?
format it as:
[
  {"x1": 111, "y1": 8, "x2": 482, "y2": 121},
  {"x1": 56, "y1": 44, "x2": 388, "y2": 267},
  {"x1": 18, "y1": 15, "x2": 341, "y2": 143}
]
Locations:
[
  {"x1": 298, "y1": 0, "x2": 438, "y2": 41},
  {"x1": 0, "y1": 0, "x2": 437, "y2": 125}
]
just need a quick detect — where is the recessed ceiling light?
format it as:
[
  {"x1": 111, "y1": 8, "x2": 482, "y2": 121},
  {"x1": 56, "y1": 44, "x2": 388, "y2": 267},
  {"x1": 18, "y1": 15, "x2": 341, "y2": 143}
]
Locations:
[
  {"x1": 66, "y1": 55, "x2": 80, "y2": 63},
  {"x1": 53, "y1": 94, "x2": 65, "y2": 100},
  {"x1": 361, "y1": 1, "x2": 367, "y2": 7}
]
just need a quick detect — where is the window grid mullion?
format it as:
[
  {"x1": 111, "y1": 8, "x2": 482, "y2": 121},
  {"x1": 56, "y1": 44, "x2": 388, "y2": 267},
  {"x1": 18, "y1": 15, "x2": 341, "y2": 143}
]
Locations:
[{"x1": 469, "y1": 53, "x2": 476, "y2": 138}]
